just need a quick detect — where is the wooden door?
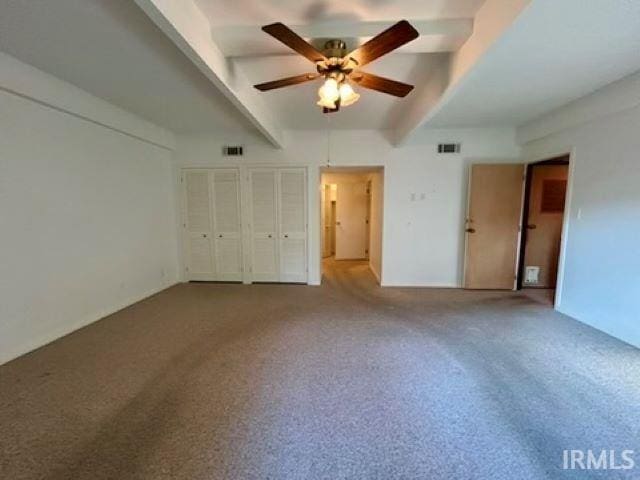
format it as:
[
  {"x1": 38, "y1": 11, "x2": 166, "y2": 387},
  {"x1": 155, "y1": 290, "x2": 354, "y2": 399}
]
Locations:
[
  {"x1": 321, "y1": 185, "x2": 332, "y2": 258},
  {"x1": 464, "y1": 164, "x2": 525, "y2": 289},
  {"x1": 249, "y1": 169, "x2": 279, "y2": 282},
  {"x1": 212, "y1": 169, "x2": 242, "y2": 281},
  {"x1": 335, "y1": 182, "x2": 369, "y2": 260},
  {"x1": 184, "y1": 170, "x2": 215, "y2": 280},
  {"x1": 278, "y1": 169, "x2": 307, "y2": 283},
  {"x1": 523, "y1": 164, "x2": 568, "y2": 287}
]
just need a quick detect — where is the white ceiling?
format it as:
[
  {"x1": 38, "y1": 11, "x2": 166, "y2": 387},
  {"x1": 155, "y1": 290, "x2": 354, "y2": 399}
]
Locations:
[
  {"x1": 212, "y1": 20, "x2": 472, "y2": 58},
  {"x1": 193, "y1": 0, "x2": 486, "y2": 26},
  {"x1": 2, "y1": 0, "x2": 639, "y2": 138},
  {"x1": 0, "y1": 0, "x2": 257, "y2": 134},
  {"x1": 198, "y1": 0, "x2": 485, "y2": 129},
  {"x1": 424, "y1": 0, "x2": 640, "y2": 128}
]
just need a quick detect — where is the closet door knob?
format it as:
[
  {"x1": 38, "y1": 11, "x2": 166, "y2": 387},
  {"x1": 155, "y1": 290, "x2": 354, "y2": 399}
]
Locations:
[
  {"x1": 268, "y1": 234, "x2": 272, "y2": 238},
  {"x1": 218, "y1": 234, "x2": 223, "y2": 238},
  {"x1": 202, "y1": 234, "x2": 207, "y2": 238},
  {"x1": 284, "y1": 234, "x2": 289, "y2": 238}
]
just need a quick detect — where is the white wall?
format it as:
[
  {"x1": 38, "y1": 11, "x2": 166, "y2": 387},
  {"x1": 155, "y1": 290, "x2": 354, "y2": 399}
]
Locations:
[
  {"x1": 0, "y1": 55, "x2": 179, "y2": 365},
  {"x1": 369, "y1": 170, "x2": 384, "y2": 283},
  {"x1": 175, "y1": 127, "x2": 520, "y2": 287},
  {"x1": 519, "y1": 77, "x2": 640, "y2": 348}
]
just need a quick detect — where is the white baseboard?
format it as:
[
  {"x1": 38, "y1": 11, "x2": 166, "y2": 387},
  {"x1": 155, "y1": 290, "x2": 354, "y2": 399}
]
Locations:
[
  {"x1": 369, "y1": 263, "x2": 381, "y2": 284},
  {"x1": 380, "y1": 282, "x2": 461, "y2": 288}
]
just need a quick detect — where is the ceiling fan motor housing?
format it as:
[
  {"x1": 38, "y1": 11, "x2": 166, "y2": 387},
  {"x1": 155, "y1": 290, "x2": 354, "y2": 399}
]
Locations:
[
  {"x1": 323, "y1": 39, "x2": 347, "y2": 59},
  {"x1": 316, "y1": 40, "x2": 357, "y2": 77}
]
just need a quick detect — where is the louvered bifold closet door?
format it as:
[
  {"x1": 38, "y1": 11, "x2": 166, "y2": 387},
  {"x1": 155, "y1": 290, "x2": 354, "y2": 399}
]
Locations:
[
  {"x1": 250, "y1": 169, "x2": 279, "y2": 282},
  {"x1": 212, "y1": 169, "x2": 242, "y2": 281},
  {"x1": 278, "y1": 169, "x2": 307, "y2": 283},
  {"x1": 184, "y1": 170, "x2": 215, "y2": 280}
]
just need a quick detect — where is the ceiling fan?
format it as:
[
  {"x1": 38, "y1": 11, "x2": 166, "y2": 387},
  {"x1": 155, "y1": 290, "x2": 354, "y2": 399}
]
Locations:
[{"x1": 254, "y1": 20, "x2": 419, "y2": 113}]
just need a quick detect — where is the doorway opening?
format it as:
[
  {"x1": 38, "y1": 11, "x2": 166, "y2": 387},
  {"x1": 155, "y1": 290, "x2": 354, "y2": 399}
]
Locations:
[
  {"x1": 517, "y1": 155, "x2": 570, "y2": 304},
  {"x1": 320, "y1": 167, "x2": 384, "y2": 284}
]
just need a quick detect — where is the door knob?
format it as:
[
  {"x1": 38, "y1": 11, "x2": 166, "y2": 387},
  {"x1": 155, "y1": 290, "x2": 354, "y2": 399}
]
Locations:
[
  {"x1": 465, "y1": 228, "x2": 476, "y2": 233},
  {"x1": 526, "y1": 224, "x2": 537, "y2": 230},
  {"x1": 202, "y1": 234, "x2": 207, "y2": 238},
  {"x1": 268, "y1": 234, "x2": 272, "y2": 238},
  {"x1": 284, "y1": 234, "x2": 289, "y2": 238},
  {"x1": 218, "y1": 234, "x2": 223, "y2": 238},
  {"x1": 336, "y1": 221, "x2": 341, "y2": 226}
]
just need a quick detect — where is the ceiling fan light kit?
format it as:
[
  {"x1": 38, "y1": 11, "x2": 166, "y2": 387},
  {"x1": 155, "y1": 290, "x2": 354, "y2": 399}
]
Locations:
[{"x1": 254, "y1": 20, "x2": 419, "y2": 113}]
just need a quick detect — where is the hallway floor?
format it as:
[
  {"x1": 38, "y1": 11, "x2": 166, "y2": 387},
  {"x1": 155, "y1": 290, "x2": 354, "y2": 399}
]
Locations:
[{"x1": 1, "y1": 261, "x2": 639, "y2": 479}]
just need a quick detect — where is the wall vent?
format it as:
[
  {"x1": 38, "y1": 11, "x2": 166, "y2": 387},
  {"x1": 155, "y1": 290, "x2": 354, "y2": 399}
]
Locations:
[
  {"x1": 437, "y1": 143, "x2": 461, "y2": 154},
  {"x1": 222, "y1": 146, "x2": 244, "y2": 156}
]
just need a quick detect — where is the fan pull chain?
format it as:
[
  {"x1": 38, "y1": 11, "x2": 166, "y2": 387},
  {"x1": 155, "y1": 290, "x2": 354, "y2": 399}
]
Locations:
[{"x1": 326, "y1": 114, "x2": 331, "y2": 166}]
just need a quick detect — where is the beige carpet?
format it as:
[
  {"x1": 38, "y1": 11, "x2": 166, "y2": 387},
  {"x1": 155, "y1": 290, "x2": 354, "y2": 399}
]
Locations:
[{"x1": 1, "y1": 260, "x2": 639, "y2": 479}]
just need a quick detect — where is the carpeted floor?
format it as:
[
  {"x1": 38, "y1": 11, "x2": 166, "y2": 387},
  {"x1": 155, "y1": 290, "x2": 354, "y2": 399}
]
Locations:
[{"x1": 1, "y1": 260, "x2": 639, "y2": 479}]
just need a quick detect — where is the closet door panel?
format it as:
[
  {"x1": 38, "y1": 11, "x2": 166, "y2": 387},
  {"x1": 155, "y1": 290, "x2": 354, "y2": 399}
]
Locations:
[
  {"x1": 186, "y1": 234, "x2": 214, "y2": 278},
  {"x1": 215, "y1": 238, "x2": 242, "y2": 280},
  {"x1": 213, "y1": 170, "x2": 240, "y2": 233},
  {"x1": 212, "y1": 169, "x2": 242, "y2": 281},
  {"x1": 278, "y1": 169, "x2": 307, "y2": 283},
  {"x1": 252, "y1": 237, "x2": 278, "y2": 279},
  {"x1": 184, "y1": 170, "x2": 215, "y2": 280},
  {"x1": 250, "y1": 169, "x2": 278, "y2": 282}
]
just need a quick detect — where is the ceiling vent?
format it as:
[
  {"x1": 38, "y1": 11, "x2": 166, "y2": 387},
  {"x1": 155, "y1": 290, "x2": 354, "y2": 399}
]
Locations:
[
  {"x1": 437, "y1": 143, "x2": 461, "y2": 154},
  {"x1": 222, "y1": 146, "x2": 244, "y2": 156}
]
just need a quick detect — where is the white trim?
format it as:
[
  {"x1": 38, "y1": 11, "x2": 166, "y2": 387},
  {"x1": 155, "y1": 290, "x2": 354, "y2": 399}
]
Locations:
[
  {"x1": 461, "y1": 163, "x2": 474, "y2": 288},
  {"x1": 513, "y1": 165, "x2": 528, "y2": 290},
  {"x1": 381, "y1": 282, "x2": 460, "y2": 288},
  {"x1": 554, "y1": 148, "x2": 576, "y2": 309},
  {"x1": 369, "y1": 264, "x2": 382, "y2": 284}
]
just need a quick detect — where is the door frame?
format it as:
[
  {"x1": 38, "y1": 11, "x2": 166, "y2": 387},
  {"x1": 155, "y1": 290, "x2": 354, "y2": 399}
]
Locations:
[
  {"x1": 516, "y1": 155, "x2": 570, "y2": 290},
  {"x1": 517, "y1": 150, "x2": 575, "y2": 309},
  {"x1": 318, "y1": 166, "x2": 385, "y2": 284}
]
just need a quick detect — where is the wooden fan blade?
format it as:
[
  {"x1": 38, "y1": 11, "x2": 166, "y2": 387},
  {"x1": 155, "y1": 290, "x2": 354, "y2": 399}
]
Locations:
[
  {"x1": 254, "y1": 73, "x2": 320, "y2": 91},
  {"x1": 344, "y1": 20, "x2": 419, "y2": 67},
  {"x1": 350, "y1": 71, "x2": 414, "y2": 97},
  {"x1": 262, "y1": 23, "x2": 327, "y2": 63}
]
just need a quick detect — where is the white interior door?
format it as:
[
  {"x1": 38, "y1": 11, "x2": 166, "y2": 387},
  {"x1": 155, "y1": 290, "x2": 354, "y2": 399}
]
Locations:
[
  {"x1": 212, "y1": 169, "x2": 242, "y2": 281},
  {"x1": 184, "y1": 170, "x2": 215, "y2": 280},
  {"x1": 278, "y1": 169, "x2": 307, "y2": 283},
  {"x1": 250, "y1": 169, "x2": 279, "y2": 282},
  {"x1": 335, "y1": 182, "x2": 368, "y2": 259}
]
